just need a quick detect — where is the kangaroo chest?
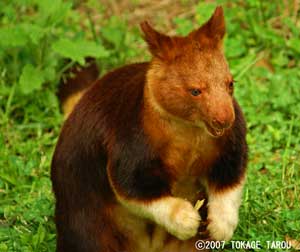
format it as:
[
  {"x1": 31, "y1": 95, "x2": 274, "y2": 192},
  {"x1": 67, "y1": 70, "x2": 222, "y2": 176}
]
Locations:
[
  {"x1": 143, "y1": 109, "x2": 220, "y2": 202},
  {"x1": 162, "y1": 130, "x2": 219, "y2": 202},
  {"x1": 163, "y1": 129, "x2": 219, "y2": 173}
]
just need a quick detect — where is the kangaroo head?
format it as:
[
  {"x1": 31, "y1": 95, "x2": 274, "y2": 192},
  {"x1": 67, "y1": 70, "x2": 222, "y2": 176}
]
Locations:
[{"x1": 142, "y1": 7, "x2": 235, "y2": 137}]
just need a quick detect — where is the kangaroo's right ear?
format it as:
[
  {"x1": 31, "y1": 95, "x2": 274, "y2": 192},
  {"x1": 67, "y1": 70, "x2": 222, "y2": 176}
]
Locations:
[
  {"x1": 190, "y1": 6, "x2": 226, "y2": 49},
  {"x1": 140, "y1": 21, "x2": 174, "y2": 60}
]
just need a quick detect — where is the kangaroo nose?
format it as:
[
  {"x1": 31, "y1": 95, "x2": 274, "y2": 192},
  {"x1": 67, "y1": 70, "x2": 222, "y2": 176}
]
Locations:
[{"x1": 212, "y1": 117, "x2": 232, "y2": 130}]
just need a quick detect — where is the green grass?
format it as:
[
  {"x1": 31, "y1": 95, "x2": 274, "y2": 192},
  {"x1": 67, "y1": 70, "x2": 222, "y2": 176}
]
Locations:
[{"x1": 0, "y1": 0, "x2": 299, "y2": 251}]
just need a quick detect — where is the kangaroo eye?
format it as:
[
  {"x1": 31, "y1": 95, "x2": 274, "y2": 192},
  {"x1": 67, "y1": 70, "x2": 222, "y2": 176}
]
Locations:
[
  {"x1": 229, "y1": 81, "x2": 234, "y2": 89},
  {"x1": 190, "y1": 89, "x2": 201, "y2": 96}
]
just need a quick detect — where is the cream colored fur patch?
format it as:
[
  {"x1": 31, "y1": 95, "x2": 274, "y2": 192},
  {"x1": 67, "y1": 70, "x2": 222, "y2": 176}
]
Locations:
[
  {"x1": 119, "y1": 196, "x2": 200, "y2": 241},
  {"x1": 62, "y1": 91, "x2": 85, "y2": 119},
  {"x1": 207, "y1": 182, "x2": 244, "y2": 241}
]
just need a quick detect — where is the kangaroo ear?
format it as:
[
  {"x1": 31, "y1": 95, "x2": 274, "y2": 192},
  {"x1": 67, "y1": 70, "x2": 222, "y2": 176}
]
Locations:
[
  {"x1": 140, "y1": 21, "x2": 173, "y2": 60},
  {"x1": 191, "y1": 6, "x2": 226, "y2": 47}
]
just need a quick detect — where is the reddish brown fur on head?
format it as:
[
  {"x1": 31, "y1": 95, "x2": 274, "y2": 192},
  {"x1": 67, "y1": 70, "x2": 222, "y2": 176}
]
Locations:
[{"x1": 141, "y1": 6, "x2": 235, "y2": 137}]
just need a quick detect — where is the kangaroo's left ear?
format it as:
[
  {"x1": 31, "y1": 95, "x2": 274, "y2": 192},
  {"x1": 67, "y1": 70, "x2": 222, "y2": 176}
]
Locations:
[
  {"x1": 140, "y1": 21, "x2": 175, "y2": 60},
  {"x1": 190, "y1": 6, "x2": 226, "y2": 48}
]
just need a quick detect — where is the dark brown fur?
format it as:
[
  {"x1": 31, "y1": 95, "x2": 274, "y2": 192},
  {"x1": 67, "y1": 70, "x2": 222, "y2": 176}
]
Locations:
[{"x1": 51, "y1": 6, "x2": 247, "y2": 252}]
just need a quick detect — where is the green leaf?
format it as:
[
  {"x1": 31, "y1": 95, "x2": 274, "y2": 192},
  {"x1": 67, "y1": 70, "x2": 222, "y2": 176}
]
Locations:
[
  {"x1": 33, "y1": 224, "x2": 46, "y2": 247},
  {"x1": 21, "y1": 23, "x2": 45, "y2": 44},
  {"x1": 35, "y1": 0, "x2": 72, "y2": 26},
  {"x1": 0, "y1": 26, "x2": 28, "y2": 48},
  {"x1": 36, "y1": 0, "x2": 62, "y2": 15},
  {"x1": 101, "y1": 17, "x2": 127, "y2": 48},
  {"x1": 0, "y1": 23, "x2": 44, "y2": 49},
  {"x1": 173, "y1": 17, "x2": 193, "y2": 36},
  {"x1": 226, "y1": 37, "x2": 247, "y2": 58},
  {"x1": 287, "y1": 38, "x2": 300, "y2": 54},
  {"x1": 52, "y1": 39, "x2": 109, "y2": 65},
  {"x1": 0, "y1": 243, "x2": 8, "y2": 252},
  {"x1": 42, "y1": 66, "x2": 56, "y2": 82},
  {"x1": 195, "y1": 2, "x2": 216, "y2": 25},
  {"x1": 19, "y1": 64, "x2": 45, "y2": 94}
]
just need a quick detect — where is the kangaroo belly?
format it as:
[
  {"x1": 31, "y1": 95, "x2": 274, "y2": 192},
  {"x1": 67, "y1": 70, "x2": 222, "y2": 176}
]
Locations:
[{"x1": 111, "y1": 203, "x2": 205, "y2": 252}]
